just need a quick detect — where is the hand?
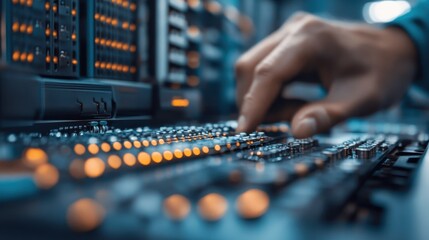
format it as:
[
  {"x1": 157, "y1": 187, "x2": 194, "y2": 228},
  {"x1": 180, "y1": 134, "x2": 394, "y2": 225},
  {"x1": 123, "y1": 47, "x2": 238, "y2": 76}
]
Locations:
[{"x1": 235, "y1": 12, "x2": 417, "y2": 138}]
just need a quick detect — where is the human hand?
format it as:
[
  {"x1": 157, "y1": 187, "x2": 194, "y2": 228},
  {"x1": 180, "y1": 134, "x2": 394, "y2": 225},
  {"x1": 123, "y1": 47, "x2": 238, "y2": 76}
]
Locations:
[{"x1": 235, "y1": 12, "x2": 417, "y2": 138}]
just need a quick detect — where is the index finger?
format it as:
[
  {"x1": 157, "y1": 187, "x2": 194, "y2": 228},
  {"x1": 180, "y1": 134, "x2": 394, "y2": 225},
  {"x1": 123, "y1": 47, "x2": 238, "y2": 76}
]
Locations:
[{"x1": 236, "y1": 36, "x2": 309, "y2": 132}]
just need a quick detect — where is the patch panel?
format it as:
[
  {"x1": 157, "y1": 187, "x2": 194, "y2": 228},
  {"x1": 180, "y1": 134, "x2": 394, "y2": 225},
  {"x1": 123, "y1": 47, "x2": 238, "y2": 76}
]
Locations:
[
  {"x1": 82, "y1": 0, "x2": 139, "y2": 81},
  {"x1": 3, "y1": 0, "x2": 79, "y2": 77}
]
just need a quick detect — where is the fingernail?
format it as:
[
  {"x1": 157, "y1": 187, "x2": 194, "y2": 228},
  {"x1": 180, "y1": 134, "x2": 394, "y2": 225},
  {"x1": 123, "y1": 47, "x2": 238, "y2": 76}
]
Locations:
[
  {"x1": 294, "y1": 118, "x2": 317, "y2": 138},
  {"x1": 236, "y1": 115, "x2": 247, "y2": 132}
]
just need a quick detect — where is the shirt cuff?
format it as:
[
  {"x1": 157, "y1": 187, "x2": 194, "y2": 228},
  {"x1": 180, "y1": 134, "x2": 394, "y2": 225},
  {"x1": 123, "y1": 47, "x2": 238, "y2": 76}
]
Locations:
[{"x1": 386, "y1": 3, "x2": 429, "y2": 86}]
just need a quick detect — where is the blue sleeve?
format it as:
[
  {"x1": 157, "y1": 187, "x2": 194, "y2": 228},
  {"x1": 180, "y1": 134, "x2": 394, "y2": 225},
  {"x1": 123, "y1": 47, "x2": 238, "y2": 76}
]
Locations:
[{"x1": 387, "y1": 0, "x2": 429, "y2": 85}]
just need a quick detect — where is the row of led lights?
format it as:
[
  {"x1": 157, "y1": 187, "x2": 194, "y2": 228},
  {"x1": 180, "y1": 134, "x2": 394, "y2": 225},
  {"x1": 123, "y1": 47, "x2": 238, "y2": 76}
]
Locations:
[
  {"x1": 94, "y1": 14, "x2": 137, "y2": 31},
  {"x1": 94, "y1": 38, "x2": 137, "y2": 52},
  {"x1": 94, "y1": 61, "x2": 137, "y2": 74},
  {"x1": 12, "y1": 51, "x2": 35, "y2": 63},
  {"x1": 67, "y1": 188, "x2": 270, "y2": 232},
  {"x1": 45, "y1": 27, "x2": 77, "y2": 41},
  {"x1": 11, "y1": 0, "x2": 33, "y2": 7},
  {"x1": 13, "y1": 51, "x2": 78, "y2": 66},
  {"x1": 12, "y1": 48, "x2": 78, "y2": 67},
  {"x1": 109, "y1": 0, "x2": 137, "y2": 11},
  {"x1": 11, "y1": 22, "x2": 34, "y2": 35},
  {"x1": 46, "y1": 54, "x2": 78, "y2": 66},
  {"x1": 74, "y1": 136, "x2": 244, "y2": 156},
  {"x1": 21, "y1": 141, "x2": 222, "y2": 188},
  {"x1": 73, "y1": 144, "x2": 225, "y2": 179},
  {"x1": 42, "y1": 2, "x2": 77, "y2": 16}
]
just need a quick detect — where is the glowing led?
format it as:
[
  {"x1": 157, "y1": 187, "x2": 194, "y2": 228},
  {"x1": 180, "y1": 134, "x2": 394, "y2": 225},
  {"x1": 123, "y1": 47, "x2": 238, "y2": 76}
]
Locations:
[
  {"x1": 24, "y1": 148, "x2": 48, "y2": 166},
  {"x1": 163, "y1": 151, "x2": 173, "y2": 161},
  {"x1": 19, "y1": 23, "x2": 27, "y2": 33},
  {"x1": 84, "y1": 157, "x2": 105, "y2": 178},
  {"x1": 202, "y1": 146, "x2": 209, "y2": 154},
  {"x1": 198, "y1": 193, "x2": 228, "y2": 221},
  {"x1": 236, "y1": 189, "x2": 270, "y2": 219},
  {"x1": 67, "y1": 199, "x2": 105, "y2": 232},
  {"x1": 183, "y1": 148, "x2": 192, "y2": 157},
  {"x1": 122, "y1": 22, "x2": 129, "y2": 29},
  {"x1": 74, "y1": 144, "x2": 86, "y2": 155},
  {"x1": 12, "y1": 22, "x2": 19, "y2": 32},
  {"x1": 19, "y1": 53, "x2": 27, "y2": 62},
  {"x1": 107, "y1": 155, "x2": 122, "y2": 169},
  {"x1": 294, "y1": 163, "x2": 309, "y2": 176},
  {"x1": 123, "y1": 153, "x2": 137, "y2": 166},
  {"x1": 188, "y1": 0, "x2": 200, "y2": 9},
  {"x1": 133, "y1": 141, "x2": 142, "y2": 148},
  {"x1": 151, "y1": 152, "x2": 163, "y2": 163},
  {"x1": 192, "y1": 147, "x2": 201, "y2": 156},
  {"x1": 138, "y1": 152, "x2": 151, "y2": 166},
  {"x1": 174, "y1": 149, "x2": 183, "y2": 159},
  {"x1": 87, "y1": 144, "x2": 99, "y2": 155},
  {"x1": 214, "y1": 145, "x2": 221, "y2": 151},
  {"x1": 171, "y1": 99, "x2": 190, "y2": 108},
  {"x1": 12, "y1": 51, "x2": 20, "y2": 61},
  {"x1": 27, "y1": 53, "x2": 34, "y2": 63},
  {"x1": 113, "y1": 142, "x2": 122, "y2": 151},
  {"x1": 163, "y1": 194, "x2": 190, "y2": 220},
  {"x1": 34, "y1": 163, "x2": 59, "y2": 189}
]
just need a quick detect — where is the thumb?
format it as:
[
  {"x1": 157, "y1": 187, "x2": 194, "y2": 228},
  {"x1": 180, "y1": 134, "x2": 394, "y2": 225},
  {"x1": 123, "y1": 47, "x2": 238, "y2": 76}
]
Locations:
[
  {"x1": 290, "y1": 101, "x2": 346, "y2": 138},
  {"x1": 291, "y1": 76, "x2": 381, "y2": 138}
]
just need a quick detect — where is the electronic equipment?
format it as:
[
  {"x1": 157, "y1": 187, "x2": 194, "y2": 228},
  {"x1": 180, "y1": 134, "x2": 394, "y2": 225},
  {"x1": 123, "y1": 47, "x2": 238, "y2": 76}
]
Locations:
[
  {"x1": 0, "y1": 120, "x2": 428, "y2": 239},
  {"x1": 81, "y1": 0, "x2": 139, "y2": 81},
  {"x1": 1, "y1": 0, "x2": 429, "y2": 239},
  {"x1": 4, "y1": 0, "x2": 79, "y2": 77}
]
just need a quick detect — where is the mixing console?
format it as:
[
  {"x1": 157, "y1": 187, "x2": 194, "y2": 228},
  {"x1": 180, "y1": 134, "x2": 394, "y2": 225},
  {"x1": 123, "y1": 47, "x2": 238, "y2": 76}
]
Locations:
[{"x1": 0, "y1": 121, "x2": 426, "y2": 238}]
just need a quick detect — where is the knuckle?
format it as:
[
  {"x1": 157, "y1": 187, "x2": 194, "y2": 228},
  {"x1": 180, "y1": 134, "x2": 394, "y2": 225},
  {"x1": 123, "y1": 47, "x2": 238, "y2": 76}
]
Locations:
[
  {"x1": 289, "y1": 11, "x2": 308, "y2": 22},
  {"x1": 300, "y1": 17, "x2": 324, "y2": 32},
  {"x1": 243, "y1": 92, "x2": 257, "y2": 104},
  {"x1": 296, "y1": 18, "x2": 332, "y2": 48},
  {"x1": 254, "y1": 62, "x2": 274, "y2": 80},
  {"x1": 235, "y1": 57, "x2": 252, "y2": 77}
]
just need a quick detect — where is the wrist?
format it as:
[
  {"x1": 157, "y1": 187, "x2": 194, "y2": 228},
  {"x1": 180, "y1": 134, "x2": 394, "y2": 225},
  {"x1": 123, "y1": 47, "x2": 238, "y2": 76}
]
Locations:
[{"x1": 383, "y1": 27, "x2": 418, "y2": 80}]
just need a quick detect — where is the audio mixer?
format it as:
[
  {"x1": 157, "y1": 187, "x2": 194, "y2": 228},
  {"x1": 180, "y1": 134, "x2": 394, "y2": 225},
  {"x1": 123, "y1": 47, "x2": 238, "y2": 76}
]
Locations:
[
  {"x1": 0, "y1": 119, "x2": 428, "y2": 239},
  {"x1": 1, "y1": 0, "x2": 429, "y2": 239}
]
